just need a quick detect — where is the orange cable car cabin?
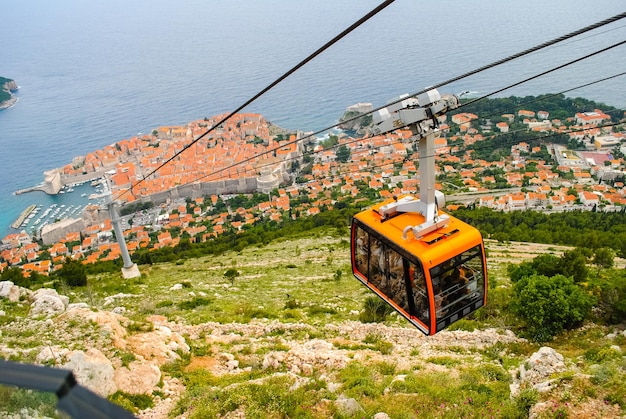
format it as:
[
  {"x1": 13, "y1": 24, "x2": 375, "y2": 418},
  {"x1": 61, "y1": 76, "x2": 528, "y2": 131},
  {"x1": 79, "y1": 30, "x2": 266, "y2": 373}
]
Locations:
[{"x1": 351, "y1": 196, "x2": 487, "y2": 335}]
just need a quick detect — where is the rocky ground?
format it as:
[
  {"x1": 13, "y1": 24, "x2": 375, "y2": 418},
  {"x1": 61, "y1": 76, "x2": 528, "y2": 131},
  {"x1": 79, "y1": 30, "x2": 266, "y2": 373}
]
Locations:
[{"x1": 1, "y1": 236, "x2": 624, "y2": 418}]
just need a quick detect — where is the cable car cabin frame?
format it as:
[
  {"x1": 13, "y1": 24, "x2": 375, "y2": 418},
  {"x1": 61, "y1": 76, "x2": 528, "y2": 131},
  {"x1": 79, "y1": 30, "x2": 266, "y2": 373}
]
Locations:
[{"x1": 351, "y1": 196, "x2": 487, "y2": 335}]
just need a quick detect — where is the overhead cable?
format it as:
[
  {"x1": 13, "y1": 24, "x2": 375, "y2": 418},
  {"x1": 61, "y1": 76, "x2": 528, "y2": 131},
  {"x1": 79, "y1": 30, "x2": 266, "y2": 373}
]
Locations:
[
  {"x1": 117, "y1": 0, "x2": 396, "y2": 200},
  {"x1": 224, "y1": 72, "x2": 626, "y2": 180},
  {"x1": 456, "y1": 40, "x2": 626, "y2": 111},
  {"x1": 168, "y1": 30, "x2": 626, "y2": 190},
  {"x1": 117, "y1": 10, "x2": 626, "y2": 200}
]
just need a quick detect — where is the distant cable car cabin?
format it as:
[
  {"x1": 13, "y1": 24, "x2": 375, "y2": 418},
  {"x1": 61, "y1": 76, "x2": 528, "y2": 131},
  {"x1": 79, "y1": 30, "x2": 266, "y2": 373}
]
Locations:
[{"x1": 350, "y1": 89, "x2": 487, "y2": 335}]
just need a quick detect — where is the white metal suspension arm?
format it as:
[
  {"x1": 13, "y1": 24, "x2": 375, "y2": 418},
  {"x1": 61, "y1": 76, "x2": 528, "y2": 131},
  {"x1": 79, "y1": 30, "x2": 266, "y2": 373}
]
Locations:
[
  {"x1": 369, "y1": 89, "x2": 458, "y2": 239},
  {"x1": 371, "y1": 89, "x2": 458, "y2": 136}
]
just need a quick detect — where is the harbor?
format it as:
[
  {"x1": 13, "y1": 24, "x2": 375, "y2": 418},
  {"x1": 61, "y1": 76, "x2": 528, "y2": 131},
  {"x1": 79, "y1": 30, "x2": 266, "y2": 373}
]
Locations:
[{"x1": 7, "y1": 181, "x2": 106, "y2": 237}]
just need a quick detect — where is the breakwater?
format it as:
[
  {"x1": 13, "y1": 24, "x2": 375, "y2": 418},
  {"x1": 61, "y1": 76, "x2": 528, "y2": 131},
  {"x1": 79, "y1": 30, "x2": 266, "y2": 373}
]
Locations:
[{"x1": 11, "y1": 204, "x2": 36, "y2": 229}]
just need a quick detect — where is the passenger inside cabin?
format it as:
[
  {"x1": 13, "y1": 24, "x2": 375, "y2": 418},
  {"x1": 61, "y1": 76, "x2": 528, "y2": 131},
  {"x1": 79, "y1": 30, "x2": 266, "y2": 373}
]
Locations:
[
  {"x1": 409, "y1": 264, "x2": 429, "y2": 322},
  {"x1": 354, "y1": 228, "x2": 369, "y2": 275}
]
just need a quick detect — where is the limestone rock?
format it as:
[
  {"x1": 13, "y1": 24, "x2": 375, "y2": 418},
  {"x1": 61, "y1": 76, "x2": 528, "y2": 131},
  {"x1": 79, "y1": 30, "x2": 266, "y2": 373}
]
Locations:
[
  {"x1": 67, "y1": 302, "x2": 90, "y2": 310},
  {"x1": 0, "y1": 281, "x2": 23, "y2": 303},
  {"x1": 30, "y1": 294, "x2": 66, "y2": 318},
  {"x1": 262, "y1": 351, "x2": 286, "y2": 369},
  {"x1": 104, "y1": 293, "x2": 140, "y2": 306},
  {"x1": 527, "y1": 346, "x2": 565, "y2": 379},
  {"x1": 335, "y1": 395, "x2": 364, "y2": 416},
  {"x1": 534, "y1": 379, "x2": 557, "y2": 393},
  {"x1": 36, "y1": 346, "x2": 69, "y2": 364},
  {"x1": 169, "y1": 283, "x2": 183, "y2": 291},
  {"x1": 63, "y1": 348, "x2": 117, "y2": 397},
  {"x1": 327, "y1": 382, "x2": 341, "y2": 393},
  {"x1": 57, "y1": 307, "x2": 128, "y2": 348},
  {"x1": 125, "y1": 324, "x2": 189, "y2": 365},
  {"x1": 226, "y1": 359, "x2": 239, "y2": 371},
  {"x1": 511, "y1": 346, "x2": 566, "y2": 398},
  {"x1": 31, "y1": 288, "x2": 69, "y2": 307},
  {"x1": 114, "y1": 361, "x2": 161, "y2": 395}
]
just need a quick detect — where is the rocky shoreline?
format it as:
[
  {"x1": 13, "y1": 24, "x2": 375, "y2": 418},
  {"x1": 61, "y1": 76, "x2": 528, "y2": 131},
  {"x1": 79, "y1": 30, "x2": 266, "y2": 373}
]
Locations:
[{"x1": 0, "y1": 78, "x2": 18, "y2": 110}]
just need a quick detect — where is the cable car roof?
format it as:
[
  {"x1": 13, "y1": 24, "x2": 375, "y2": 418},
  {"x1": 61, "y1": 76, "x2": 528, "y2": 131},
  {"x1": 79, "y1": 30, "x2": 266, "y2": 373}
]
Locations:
[{"x1": 354, "y1": 196, "x2": 484, "y2": 269}]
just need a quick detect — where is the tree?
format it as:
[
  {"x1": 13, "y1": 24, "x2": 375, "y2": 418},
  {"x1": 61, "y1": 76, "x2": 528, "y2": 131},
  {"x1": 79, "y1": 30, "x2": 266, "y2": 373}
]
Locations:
[
  {"x1": 531, "y1": 254, "x2": 562, "y2": 278},
  {"x1": 1, "y1": 267, "x2": 27, "y2": 286},
  {"x1": 224, "y1": 268, "x2": 240, "y2": 285},
  {"x1": 336, "y1": 145, "x2": 351, "y2": 163},
  {"x1": 593, "y1": 247, "x2": 615, "y2": 270},
  {"x1": 560, "y1": 248, "x2": 590, "y2": 283},
  {"x1": 511, "y1": 274, "x2": 595, "y2": 342},
  {"x1": 56, "y1": 257, "x2": 87, "y2": 287},
  {"x1": 507, "y1": 261, "x2": 536, "y2": 283},
  {"x1": 593, "y1": 271, "x2": 626, "y2": 324}
]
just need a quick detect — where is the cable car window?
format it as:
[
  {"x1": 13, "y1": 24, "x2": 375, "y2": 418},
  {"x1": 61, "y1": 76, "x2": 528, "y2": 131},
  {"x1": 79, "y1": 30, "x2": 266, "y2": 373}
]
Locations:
[
  {"x1": 385, "y1": 246, "x2": 409, "y2": 313},
  {"x1": 408, "y1": 260, "x2": 429, "y2": 324},
  {"x1": 369, "y1": 235, "x2": 386, "y2": 291},
  {"x1": 354, "y1": 226, "x2": 369, "y2": 277},
  {"x1": 352, "y1": 223, "x2": 429, "y2": 327},
  {"x1": 430, "y1": 245, "x2": 485, "y2": 323}
]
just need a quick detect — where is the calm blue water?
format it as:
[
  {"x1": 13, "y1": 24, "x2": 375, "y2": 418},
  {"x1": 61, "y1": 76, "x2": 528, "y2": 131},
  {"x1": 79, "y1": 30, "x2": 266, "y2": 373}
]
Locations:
[{"x1": 1, "y1": 0, "x2": 625, "y2": 237}]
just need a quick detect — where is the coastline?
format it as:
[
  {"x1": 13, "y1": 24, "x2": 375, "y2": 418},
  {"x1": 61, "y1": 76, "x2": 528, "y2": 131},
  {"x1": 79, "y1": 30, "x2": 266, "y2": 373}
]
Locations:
[
  {"x1": 0, "y1": 78, "x2": 18, "y2": 110},
  {"x1": 0, "y1": 96, "x2": 18, "y2": 111}
]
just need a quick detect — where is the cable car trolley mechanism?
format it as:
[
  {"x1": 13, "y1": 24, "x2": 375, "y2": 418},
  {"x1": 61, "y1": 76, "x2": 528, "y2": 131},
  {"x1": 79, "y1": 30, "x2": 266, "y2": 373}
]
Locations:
[{"x1": 351, "y1": 89, "x2": 487, "y2": 335}]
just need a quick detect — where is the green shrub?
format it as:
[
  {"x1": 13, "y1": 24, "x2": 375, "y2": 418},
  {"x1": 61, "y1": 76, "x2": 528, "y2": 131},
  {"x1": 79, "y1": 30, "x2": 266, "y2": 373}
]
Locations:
[
  {"x1": 109, "y1": 391, "x2": 153, "y2": 412},
  {"x1": 0, "y1": 386, "x2": 57, "y2": 417},
  {"x1": 511, "y1": 274, "x2": 595, "y2": 342},
  {"x1": 591, "y1": 271, "x2": 626, "y2": 324},
  {"x1": 514, "y1": 388, "x2": 539, "y2": 418},
  {"x1": 359, "y1": 296, "x2": 393, "y2": 323},
  {"x1": 339, "y1": 361, "x2": 381, "y2": 398},
  {"x1": 127, "y1": 320, "x2": 154, "y2": 333},
  {"x1": 237, "y1": 304, "x2": 275, "y2": 321},
  {"x1": 179, "y1": 296, "x2": 211, "y2": 310},
  {"x1": 583, "y1": 346, "x2": 622, "y2": 363},
  {"x1": 55, "y1": 257, "x2": 87, "y2": 287},
  {"x1": 307, "y1": 305, "x2": 337, "y2": 316},
  {"x1": 426, "y1": 356, "x2": 461, "y2": 367},
  {"x1": 447, "y1": 318, "x2": 479, "y2": 332},
  {"x1": 283, "y1": 299, "x2": 300, "y2": 310},
  {"x1": 118, "y1": 351, "x2": 137, "y2": 367}
]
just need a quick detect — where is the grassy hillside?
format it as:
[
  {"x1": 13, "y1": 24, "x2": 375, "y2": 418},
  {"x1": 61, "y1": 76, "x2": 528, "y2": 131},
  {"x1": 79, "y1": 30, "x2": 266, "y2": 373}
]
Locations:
[{"x1": 1, "y1": 229, "x2": 624, "y2": 418}]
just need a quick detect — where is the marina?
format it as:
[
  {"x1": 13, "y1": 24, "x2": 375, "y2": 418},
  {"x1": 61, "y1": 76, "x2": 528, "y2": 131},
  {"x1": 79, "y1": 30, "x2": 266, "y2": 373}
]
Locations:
[{"x1": 8, "y1": 180, "x2": 105, "y2": 236}]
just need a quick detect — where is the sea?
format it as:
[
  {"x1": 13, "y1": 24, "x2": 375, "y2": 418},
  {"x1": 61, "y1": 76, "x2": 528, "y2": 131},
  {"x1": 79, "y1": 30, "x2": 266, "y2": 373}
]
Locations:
[{"x1": 1, "y1": 0, "x2": 625, "y2": 238}]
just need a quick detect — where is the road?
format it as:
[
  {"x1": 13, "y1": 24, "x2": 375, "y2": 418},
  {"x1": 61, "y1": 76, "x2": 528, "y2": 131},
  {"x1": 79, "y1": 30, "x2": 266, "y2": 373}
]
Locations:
[{"x1": 446, "y1": 187, "x2": 522, "y2": 205}]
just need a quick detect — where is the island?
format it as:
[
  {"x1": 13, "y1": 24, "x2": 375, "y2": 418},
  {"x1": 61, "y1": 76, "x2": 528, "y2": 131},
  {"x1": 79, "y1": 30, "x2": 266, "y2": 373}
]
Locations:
[{"x1": 0, "y1": 76, "x2": 18, "y2": 110}]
